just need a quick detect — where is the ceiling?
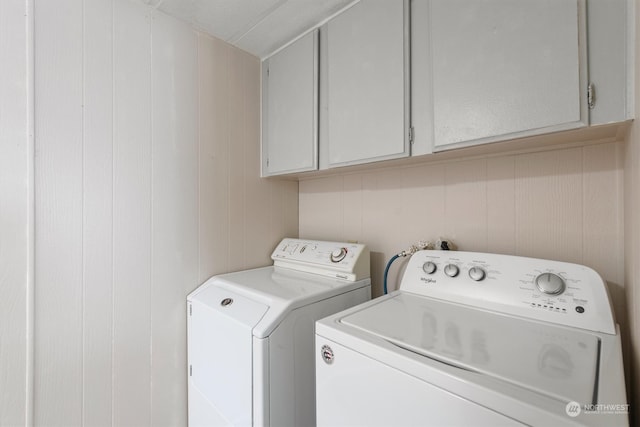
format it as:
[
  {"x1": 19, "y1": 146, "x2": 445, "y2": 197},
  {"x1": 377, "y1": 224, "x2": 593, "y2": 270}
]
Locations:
[{"x1": 141, "y1": 0, "x2": 357, "y2": 58}]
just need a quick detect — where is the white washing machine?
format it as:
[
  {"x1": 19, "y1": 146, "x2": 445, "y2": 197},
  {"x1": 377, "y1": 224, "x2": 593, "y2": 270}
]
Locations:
[
  {"x1": 187, "y1": 238, "x2": 371, "y2": 427},
  {"x1": 316, "y1": 251, "x2": 628, "y2": 426}
]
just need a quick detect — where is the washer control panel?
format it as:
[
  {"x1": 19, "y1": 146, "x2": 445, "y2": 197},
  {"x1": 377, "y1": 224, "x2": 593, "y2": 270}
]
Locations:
[
  {"x1": 271, "y1": 238, "x2": 370, "y2": 281},
  {"x1": 401, "y1": 251, "x2": 616, "y2": 334}
]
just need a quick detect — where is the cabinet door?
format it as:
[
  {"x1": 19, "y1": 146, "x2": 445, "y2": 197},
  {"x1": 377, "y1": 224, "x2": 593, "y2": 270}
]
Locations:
[
  {"x1": 262, "y1": 30, "x2": 318, "y2": 176},
  {"x1": 325, "y1": 0, "x2": 410, "y2": 168},
  {"x1": 428, "y1": 0, "x2": 587, "y2": 150}
]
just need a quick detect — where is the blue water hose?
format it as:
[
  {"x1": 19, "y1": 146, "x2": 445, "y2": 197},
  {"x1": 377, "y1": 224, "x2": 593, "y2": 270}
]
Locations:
[{"x1": 383, "y1": 254, "x2": 401, "y2": 295}]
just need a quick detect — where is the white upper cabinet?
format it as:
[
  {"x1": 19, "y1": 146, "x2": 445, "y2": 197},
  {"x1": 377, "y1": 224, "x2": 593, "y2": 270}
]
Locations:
[
  {"x1": 424, "y1": 0, "x2": 588, "y2": 151},
  {"x1": 587, "y1": 0, "x2": 633, "y2": 125},
  {"x1": 322, "y1": 0, "x2": 410, "y2": 168},
  {"x1": 261, "y1": 30, "x2": 318, "y2": 176}
]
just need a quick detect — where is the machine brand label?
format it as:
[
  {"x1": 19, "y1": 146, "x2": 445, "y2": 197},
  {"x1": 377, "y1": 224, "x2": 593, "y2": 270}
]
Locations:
[
  {"x1": 321, "y1": 345, "x2": 334, "y2": 364},
  {"x1": 421, "y1": 277, "x2": 436, "y2": 284}
]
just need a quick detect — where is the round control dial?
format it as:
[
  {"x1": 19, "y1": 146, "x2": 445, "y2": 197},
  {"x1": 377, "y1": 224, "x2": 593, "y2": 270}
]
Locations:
[
  {"x1": 535, "y1": 273, "x2": 566, "y2": 295},
  {"x1": 422, "y1": 261, "x2": 437, "y2": 274},
  {"x1": 444, "y1": 264, "x2": 459, "y2": 277},
  {"x1": 330, "y1": 248, "x2": 347, "y2": 263},
  {"x1": 468, "y1": 266, "x2": 486, "y2": 282}
]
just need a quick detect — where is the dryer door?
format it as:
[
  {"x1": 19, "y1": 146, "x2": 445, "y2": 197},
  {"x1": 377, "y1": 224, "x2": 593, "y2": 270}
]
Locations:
[{"x1": 188, "y1": 286, "x2": 268, "y2": 426}]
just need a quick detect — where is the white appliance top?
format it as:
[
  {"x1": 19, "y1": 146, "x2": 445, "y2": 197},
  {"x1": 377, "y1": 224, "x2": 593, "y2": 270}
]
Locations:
[
  {"x1": 399, "y1": 250, "x2": 616, "y2": 334},
  {"x1": 340, "y1": 293, "x2": 599, "y2": 405},
  {"x1": 187, "y1": 238, "x2": 371, "y2": 338}
]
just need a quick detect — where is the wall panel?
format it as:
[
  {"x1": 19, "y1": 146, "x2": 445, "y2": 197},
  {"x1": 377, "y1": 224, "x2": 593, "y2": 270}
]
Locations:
[
  {"x1": 151, "y1": 11, "x2": 199, "y2": 426},
  {"x1": 244, "y1": 51, "x2": 274, "y2": 268},
  {"x1": 514, "y1": 148, "x2": 584, "y2": 263},
  {"x1": 112, "y1": 1, "x2": 152, "y2": 424},
  {"x1": 198, "y1": 34, "x2": 230, "y2": 283},
  {"x1": 82, "y1": 0, "x2": 114, "y2": 425},
  {"x1": 228, "y1": 48, "x2": 248, "y2": 272},
  {"x1": 31, "y1": 1, "x2": 299, "y2": 425},
  {"x1": 444, "y1": 159, "x2": 488, "y2": 251},
  {"x1": 486, "y1": 156, "x2": 516, "y2": 254},
  {"x1": 0, "y1": 0, "x2": 32, "y2": 425},
  {"x1": 34, "y1": 0, "x2": 84, "y2": 424}
]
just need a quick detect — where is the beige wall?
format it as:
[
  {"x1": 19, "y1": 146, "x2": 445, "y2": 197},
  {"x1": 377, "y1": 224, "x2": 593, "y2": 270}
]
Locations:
[{"x1": 623, "y1": 0, "x2": 640, "y2": 422}]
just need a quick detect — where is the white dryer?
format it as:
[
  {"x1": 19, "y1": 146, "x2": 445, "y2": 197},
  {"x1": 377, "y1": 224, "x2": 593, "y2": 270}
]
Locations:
[
  {"x1": 316, "y1": 251, "x2": 628, "y2": 426},
  {"x1": 187, "y1": 238, "x2": 370, "y2": 427}
]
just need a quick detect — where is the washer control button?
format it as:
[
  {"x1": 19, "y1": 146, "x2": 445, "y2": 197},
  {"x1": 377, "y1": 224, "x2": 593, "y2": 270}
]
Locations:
[
  {"x1": 444, "y1": 264, "x2": 459, "y2": 278},
  {"x1": 468, "y1": 267, "x2": 486, "y2": 281},
  {"x1": 330, "y1": 248, "x2": 347, "y2": 263},
  {"x1": 535, "y1": 273, "x2": 566, "y2": 295},
  {"x1": 422, "y1": 261, "x2": 437, "y2": 274}
]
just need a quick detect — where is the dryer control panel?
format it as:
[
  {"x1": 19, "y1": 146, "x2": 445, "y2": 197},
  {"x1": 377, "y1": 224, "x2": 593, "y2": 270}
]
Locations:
[
  {"x1": 271, "y1": 238, "x2": 370, "y2": 281},
  {"x1": 400, "y1": 251, "x2": 616, "y2": 334}
]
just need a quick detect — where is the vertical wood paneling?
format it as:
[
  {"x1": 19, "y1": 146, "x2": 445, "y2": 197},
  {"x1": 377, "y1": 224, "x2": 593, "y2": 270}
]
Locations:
[
  {"x1": 244, "y1": 52, "x2": 274, "y2": 268},
  {"x1": 29, "y1": 2, "x2": 300, "y2": 425},
  {"x1": 624, "y1": 82, "x2": 640, "y2": 424},
  {"x1": 34, "y1": 0, "x2": 84, "y2": 424},
  {"x1": 198, "y1": 34, "x2": 230, "y2": 283},
  {"x1": 361, "y1": 169, "x2": 405, "y2": 249},
  {"x1": 515, "y1": 149, "x2": 583, "y2": 263},
  {"x1": 583, "y1": 144, "x2": 623, "y2": 284},
  {"x1": 228, "y1": 48, "x2": 247, "y2": 271},
  {"x1": 82, "y1": 0, "x2": 114, "y2": 425},
  {"x1": 113, "y1": 1, "x2": 152, "y2": 424},
  {"x1": 487, "y1": 156, "x2": 516, "y2": 254},
  {"x1": 401, "y1": 164, "x2": 446, "y2": 243},
  {"x1": 342, "y1": 175, "x2": 364, "y2": 242},
  {"x1": 151, "y1": 11, "x2": 198, "y2": 426},
  {"x1": 0, "y1": 0, "x2": 31, "y2": 425},
  {"x1": 270, "y1": 179, "x2": 300, "y2": 244},
  {"x1": 444, "y1": 159, "x2": 488, "y2": 250},
  {"x1": 299, "y1": 176, "x2": 344, "y2": 240}
]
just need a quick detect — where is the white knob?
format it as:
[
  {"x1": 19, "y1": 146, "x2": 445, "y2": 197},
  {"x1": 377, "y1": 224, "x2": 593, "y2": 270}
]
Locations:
[
  {"x1": 330, "y1": 248, "x2": 347, "y2": 263},
  {"x1": 444, "y1": 264, "x2": 459, "y2": 277},
  {"x1": 535, "y1": 273, "x2": 565, "y2": 295},
  {"x1": 422, "y1": 261, "x2": 437, "y2": 274},
  {"x1": 468, "y1": 267, "x2": 486, "y2": 281}
]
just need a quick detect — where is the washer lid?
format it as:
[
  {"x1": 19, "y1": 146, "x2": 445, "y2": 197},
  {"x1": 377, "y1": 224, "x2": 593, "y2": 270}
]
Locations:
[{"x1": 340, "y1": 293, "x2": 599, "y2": 405}]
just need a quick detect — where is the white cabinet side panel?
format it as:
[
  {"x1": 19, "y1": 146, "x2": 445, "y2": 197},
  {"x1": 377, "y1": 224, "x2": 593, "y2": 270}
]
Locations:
[
  {"x1": 151, "y1": 11, "x2": 199, "y2": 427},
  {"x1": 113, "y1": 1, "x2": 152, "y2": 425}
]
